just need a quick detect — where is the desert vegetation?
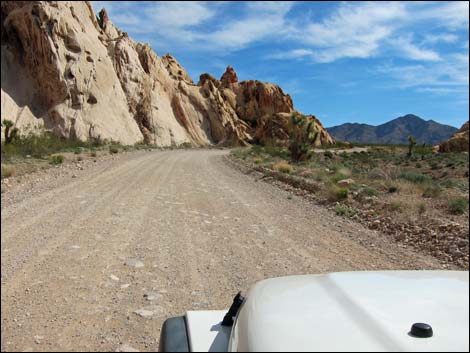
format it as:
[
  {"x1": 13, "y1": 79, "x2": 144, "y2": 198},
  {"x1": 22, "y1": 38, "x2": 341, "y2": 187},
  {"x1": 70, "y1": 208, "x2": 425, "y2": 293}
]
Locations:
[
  {"x1": 0, "y1": 121, "x2": 192, "y2": 179},
  {"x1": 231, "y1": 141, "x2": 469, "y2": 268}
]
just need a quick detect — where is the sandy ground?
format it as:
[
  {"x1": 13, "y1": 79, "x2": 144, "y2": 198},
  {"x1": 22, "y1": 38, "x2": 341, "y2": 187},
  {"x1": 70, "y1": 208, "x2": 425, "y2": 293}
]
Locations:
[{"x1": 1, "y1": 149, "x2": 444, "y2": 352}]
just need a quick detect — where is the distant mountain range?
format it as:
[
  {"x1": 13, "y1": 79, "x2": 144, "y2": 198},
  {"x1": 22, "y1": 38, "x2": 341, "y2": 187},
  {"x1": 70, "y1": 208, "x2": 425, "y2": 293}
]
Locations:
[{"x1": 327, "y1": 114, "x2": 459, "y2": 145}]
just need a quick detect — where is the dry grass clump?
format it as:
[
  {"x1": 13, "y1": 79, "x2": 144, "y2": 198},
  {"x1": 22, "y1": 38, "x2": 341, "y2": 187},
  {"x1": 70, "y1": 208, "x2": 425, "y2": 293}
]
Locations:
[
  {"x1": 1, "y1": 164, "x2": 16, "y2": 178},
  {"x1": 273, "y1": 161, "x2": 294, "y2": 174}
]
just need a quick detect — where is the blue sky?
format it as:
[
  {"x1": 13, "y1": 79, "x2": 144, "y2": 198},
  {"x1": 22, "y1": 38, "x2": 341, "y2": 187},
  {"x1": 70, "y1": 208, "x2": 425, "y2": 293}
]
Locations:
[{"x1": 91, "y1": 1, "x2": 469, "y2": 128}]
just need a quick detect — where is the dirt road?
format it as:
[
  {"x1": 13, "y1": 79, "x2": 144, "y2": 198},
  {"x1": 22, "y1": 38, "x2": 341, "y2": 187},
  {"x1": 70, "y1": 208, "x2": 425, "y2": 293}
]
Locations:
[{"x1": 1, "y1": 149, "x2": 445, "y2": 351}]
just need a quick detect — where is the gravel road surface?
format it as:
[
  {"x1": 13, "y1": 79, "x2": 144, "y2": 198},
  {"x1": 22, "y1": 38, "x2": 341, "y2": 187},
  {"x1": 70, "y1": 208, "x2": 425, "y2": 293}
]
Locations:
[{"x1": 1, "y1": 149, "x2": 444, "y2": 351}]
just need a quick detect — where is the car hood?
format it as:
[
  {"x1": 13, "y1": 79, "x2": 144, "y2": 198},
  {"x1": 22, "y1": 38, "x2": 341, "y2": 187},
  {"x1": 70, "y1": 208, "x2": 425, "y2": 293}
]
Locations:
[{"x1": 229, "y1": 271, "x2": 469, "y2": 352}]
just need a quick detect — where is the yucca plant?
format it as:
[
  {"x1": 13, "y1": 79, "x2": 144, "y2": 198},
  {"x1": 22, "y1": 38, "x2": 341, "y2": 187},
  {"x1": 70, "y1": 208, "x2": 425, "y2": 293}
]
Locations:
[
  {"x1": 1, "y1": 119, "x2": 18, "y2": 144},
  {"x1": 407, "y1": 135, "x2": 416, "y2": 157},
  {"x1": 288, "y1": 113, "x2": 319, "y2": 162}
]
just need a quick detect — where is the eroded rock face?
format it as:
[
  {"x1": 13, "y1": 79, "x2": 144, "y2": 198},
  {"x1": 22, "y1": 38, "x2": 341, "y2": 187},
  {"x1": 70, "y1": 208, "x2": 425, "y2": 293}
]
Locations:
[
  {"x1": 1, "y1": 1, "x2": 142, "y2": 144},
  {"x1": 216, "y1": 66, "x2": 333, "y2": 146},
  {"x1": 438, "y1": 121, "x2": 469, "y2": 153},
  {"x1": 1, "y1": 1, "x2": 333, "y2": 147}
]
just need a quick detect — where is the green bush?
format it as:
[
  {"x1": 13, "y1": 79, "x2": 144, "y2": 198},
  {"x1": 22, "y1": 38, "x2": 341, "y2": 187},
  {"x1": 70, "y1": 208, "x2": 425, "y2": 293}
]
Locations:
[
  {"x1": 335, "y1": 204, "x2": 357, "y2": 217},
  {"x1": 50, "y1": 154, "x2": 64, "y2": 165},
  {"x1": 323, "y1": 150, "x2": 334, "y2": 159},
  {"x1": 1, "y1": 128, "x2": 94, "y2": 160},
  {"x1": 399, "y1": 171, "x2": 432, "y2": 184},
  {"x1": 361, "y1": 186, "x2": 379, "y2": 197},
  {"x1": 448, "y1": 198, "x2": 468, "y2": 215},
  {"x1": 335, "y1": 187, "x2": 349, "y2": 200}
]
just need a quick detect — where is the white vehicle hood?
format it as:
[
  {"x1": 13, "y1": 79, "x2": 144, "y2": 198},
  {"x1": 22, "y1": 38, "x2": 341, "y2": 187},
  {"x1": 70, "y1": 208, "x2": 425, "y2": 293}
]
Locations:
[{"x1": 229, "y1": 271, "x2": 469, "y2": 352}]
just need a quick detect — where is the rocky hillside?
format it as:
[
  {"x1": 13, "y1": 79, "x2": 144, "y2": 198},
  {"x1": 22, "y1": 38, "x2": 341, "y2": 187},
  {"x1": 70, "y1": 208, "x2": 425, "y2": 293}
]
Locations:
[
  {"x1": 327, "y1": 114, "x2": 458, "y2": 145},
  {"x1": 1, "y1": 1, "x2": 333, "y2": 147},
  {"x1": 438, "y1": 121, "x2": 469, "y2": 152}
]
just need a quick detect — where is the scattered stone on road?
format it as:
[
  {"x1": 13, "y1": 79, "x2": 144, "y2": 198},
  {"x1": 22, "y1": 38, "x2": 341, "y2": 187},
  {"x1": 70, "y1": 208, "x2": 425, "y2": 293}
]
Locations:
[
  {"x1": 133, "y1": 309, "x2": 154, "y2": 318},
  {"x1": 144, "y1": 292, "x2": 160, "y2": 301},
  {"x1": 125, "y1": 259, "x2": 144, "y2": 268}
]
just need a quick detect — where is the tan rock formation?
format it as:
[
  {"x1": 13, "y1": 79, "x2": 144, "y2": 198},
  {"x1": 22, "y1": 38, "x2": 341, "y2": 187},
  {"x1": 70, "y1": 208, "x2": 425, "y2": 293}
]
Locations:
[
  {"x1": 216, "y1": 66, "x2": 333, "y2": 146},
  {"x1": 1, "y1": 1, "x2": 142, "y2": 144},
  {"x1": 438, "y1": 121, "x2": 469, "y2": 153},
  {"x1": 161, "y1": 54, "x2": 194, "y2": 84},
  {"x1": 1, "y1": 1, "x2": 333, "y2": 147}
]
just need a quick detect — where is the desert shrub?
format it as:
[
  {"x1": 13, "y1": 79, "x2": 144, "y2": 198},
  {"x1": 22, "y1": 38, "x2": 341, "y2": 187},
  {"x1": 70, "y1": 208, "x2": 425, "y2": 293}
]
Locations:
[
  {"x1": 335, "y1": 204, "x2": 357, "y2": 217},
  {"x1": 50, "y1": 154, "x2": 64, "y2": 165},
  {"x1": 417, "y1": 202, "x2": 427, "y2": 215},
  {"x1": 415, "y1": 162, "x2": 422, "y2": 168},
  {"x1": 422, "y1": 185, "x2": 442, "y2": 198},
  {"x1": 109, "y1": 146, "x2": 119, "y2": 154},
  {"x1": 288, "y1": 113, "x2": 319, "y2": 162},
  {"x1": 368, "y1": 168, "x2": 387, "y2": 180},
  {"x1": 398, "y1": 171, "x2": 432, "y2": 184},
  {"x1": 263, "y1": 146, "x2": 288, "y2": 159},
  {"x1": 440, "y1": 178, "x2": 468, "y2": 191},
  {"x1": 361, "y1": 186, "x2": 379, "y2": 197},
  {"x1": 388, "y1": 185, "x2": 398, "y2": 193},
  {"x1": 323, "y1": 150, "x2": 334, "y2": 159},
  {"x1": 1, "y1": 164, "x2": 16, "y2": 178},
  {"x1": 1, "y1": 128, "x2": 93, "y2": 160},
  {"x1": 253, "y1": 158, "x2": 263, "y2": 164},
  {"x1": 448, "y1": 198, "x2": 468, "y2": 215},
  {"x1": 388, "y1": 201, "x2": 403, "y2": 213},
  {"x1": 273, "y1": 161, "x2": 293, "y2": 174},
  {"x1": 336, "y1": 188, "x2": 349, "y2": 199},
  {"x1": 89, "y1": 150, "x2": 97, "y2": 157},
  {"x1": 326, "y1": 185, "x2": 348, "y2": 201}
]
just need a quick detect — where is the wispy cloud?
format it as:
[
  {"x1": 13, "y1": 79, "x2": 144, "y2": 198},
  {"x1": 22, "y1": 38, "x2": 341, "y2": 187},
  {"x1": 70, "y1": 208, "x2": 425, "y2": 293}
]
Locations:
[
  {"x1": 376, "y1": 52, "x2": 469, "y2": 99},
  {"x1": 390, "y1": 35, "x2": 442, "y2": 61},
  {"x1": 289, "y1": 2, "x2": 406, "y2": 63},
  {"x1": 421, "y1": 33, "x2": 459, "y2": 45},
  {"x1": 265, "y1": 49, "x2": 314, "y2": 60}
]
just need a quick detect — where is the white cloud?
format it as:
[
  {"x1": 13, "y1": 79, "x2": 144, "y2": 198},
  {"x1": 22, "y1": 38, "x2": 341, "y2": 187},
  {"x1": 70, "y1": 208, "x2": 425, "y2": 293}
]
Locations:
[
  {"x1": 422, "y1": 33, "x2": 459, "y2": 44},
  {"x1": 391, "y1": 35, "x2": 441, "y2": 61},
  {"x1": 265, "y1": 49, "x2": 314, "y2": 60},
  {"x1": 199, "y1": 2, "x2": 295, "y2": 51},
  {"x1": 148, "y1": 2, "x2": 215, "y2": 28},
  {"x1": 286, "y1": 2, "x2": 406, "y2": 62},
  {"x1": 413, "y1": 1, "x2": 469, "y2": 30},
  {"x1": 92, "y1": 0, "x2": 469, "y2": 68},
  {"x1": 376, "y1": 52, "x2": 469, "y2": 92}
]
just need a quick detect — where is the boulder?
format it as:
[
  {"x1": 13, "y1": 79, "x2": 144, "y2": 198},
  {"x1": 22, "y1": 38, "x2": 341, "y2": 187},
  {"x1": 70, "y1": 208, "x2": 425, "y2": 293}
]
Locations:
[
  {"x1": 337, "y1": 179, "x2": 355, "y2": 187},
  {"x1": 438, "y1": 121, "x2": 469, "y2": 153}
]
